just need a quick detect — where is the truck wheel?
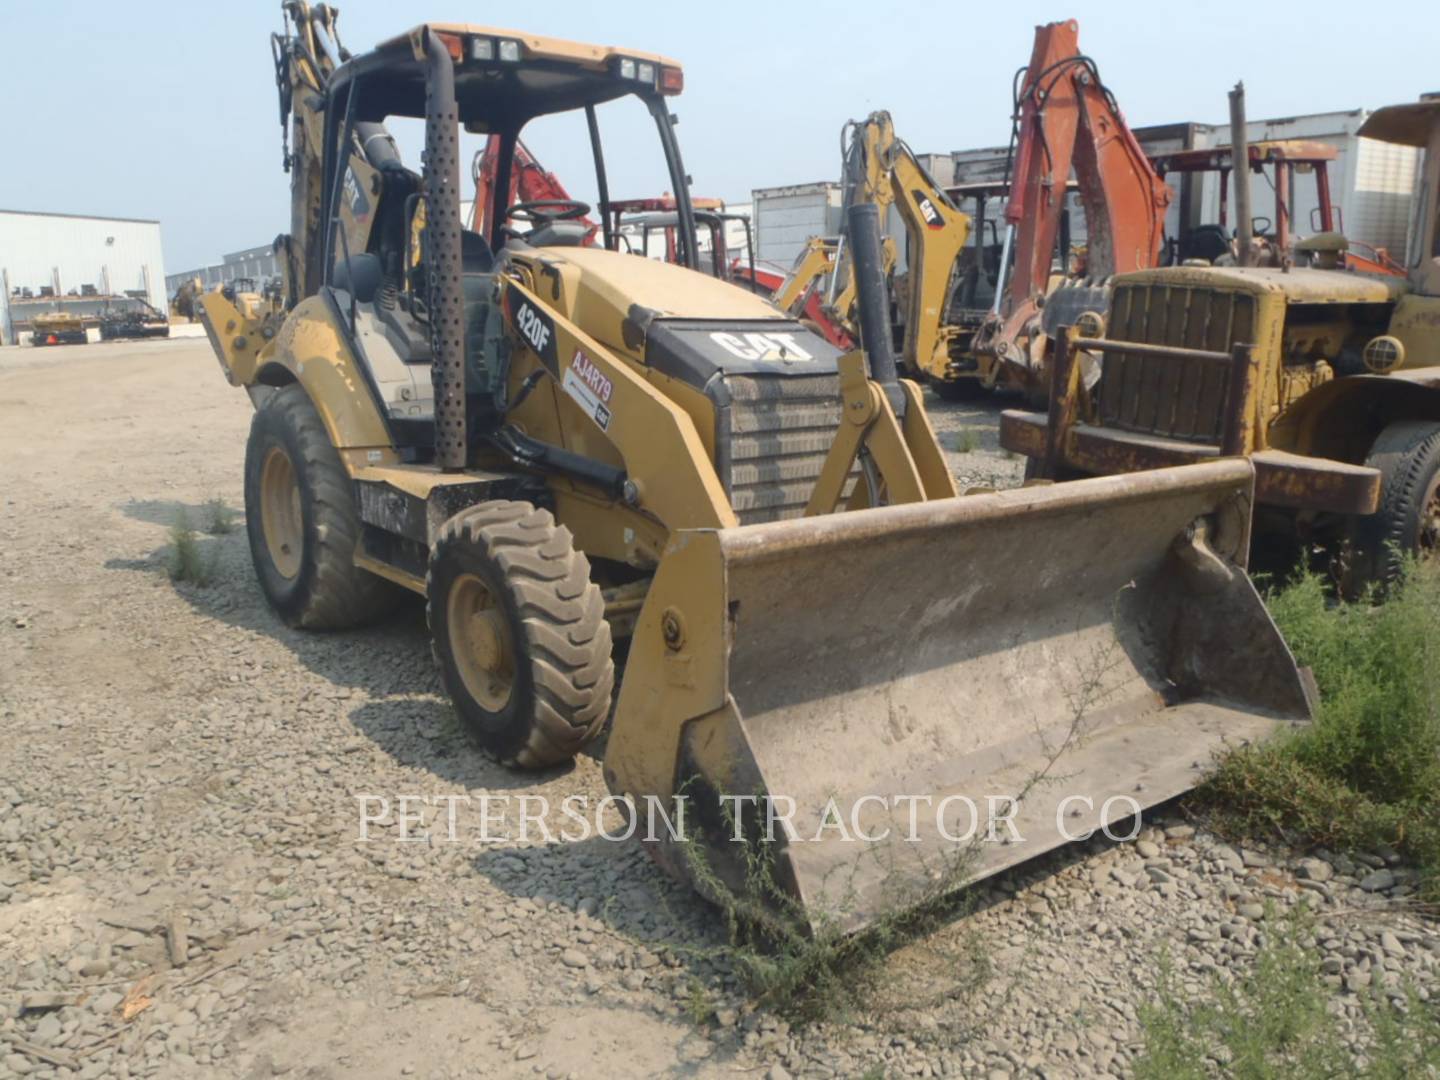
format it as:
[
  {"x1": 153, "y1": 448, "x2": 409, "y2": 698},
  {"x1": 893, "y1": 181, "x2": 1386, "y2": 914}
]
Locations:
[
  {"x1": 428, "y1": 501, "x2": 613, "y2": 768},
  {"x1": 1347, "y1": 420, "x2": 1440, "y2": 590},
  {"x1": 243, "y1": 384, "x2": 397, "y2": 628}
]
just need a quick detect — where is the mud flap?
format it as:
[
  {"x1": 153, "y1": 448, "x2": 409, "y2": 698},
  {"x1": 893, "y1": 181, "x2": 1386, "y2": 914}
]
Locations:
[{"x1": 602, "y1": 460, "x2": 1312, "y2": 932}]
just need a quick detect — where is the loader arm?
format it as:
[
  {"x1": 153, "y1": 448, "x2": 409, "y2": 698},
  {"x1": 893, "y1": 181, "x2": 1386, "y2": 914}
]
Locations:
[{"x1": 978, "y1": 19, "x2": 1170, "y2": 380}]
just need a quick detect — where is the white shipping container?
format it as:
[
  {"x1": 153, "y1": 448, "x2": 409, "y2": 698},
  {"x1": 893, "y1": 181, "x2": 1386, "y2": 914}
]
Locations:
[{"x1": 751, "y1": 182, "x2": 842, "y2": 267}]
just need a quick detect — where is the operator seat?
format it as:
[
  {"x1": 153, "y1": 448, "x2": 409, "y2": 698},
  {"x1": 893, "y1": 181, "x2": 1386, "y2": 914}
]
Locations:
[
  {"x1": 461, "y1": 229, "x2": 494, "y2": 274},
  {"x1": 460, "y1": 228, "x2": 496, "y2": 381},
  {"x1": 1180, "y1": 225, "x2": 1231, "y2": 264},
  {"x1": 459, "y1": 229, "x2": 505, "y2": 439}
]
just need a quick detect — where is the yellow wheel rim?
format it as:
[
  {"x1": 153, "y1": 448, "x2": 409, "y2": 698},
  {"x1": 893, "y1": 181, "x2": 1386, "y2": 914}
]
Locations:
[
  {"x1": 1422, "y1": 473, "x2": 1440, "y2": 556},
  {"x1": 447, "y1": 573, "x2": 515, "y2": 711},
  {"x1": 259, "y1": 446, "x2": 303, "y2": 580}
]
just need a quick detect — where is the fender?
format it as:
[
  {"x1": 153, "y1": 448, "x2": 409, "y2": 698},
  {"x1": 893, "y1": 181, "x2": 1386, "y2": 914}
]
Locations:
[
  {"x1": 1268, "y1": 372, "x2": 1440, "y2": 461},
  {"x1": 199, "y1": 290, "x2": 392, "y2": 464}
]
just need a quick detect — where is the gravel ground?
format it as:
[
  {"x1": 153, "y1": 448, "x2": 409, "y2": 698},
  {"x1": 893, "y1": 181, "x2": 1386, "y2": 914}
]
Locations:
[
  {"x1": 0, "y1": 339, "x2": 1433, "y2": 1079},
  {"x1": 927, "y1": 390, "x2": 1027, "y2": 491}
]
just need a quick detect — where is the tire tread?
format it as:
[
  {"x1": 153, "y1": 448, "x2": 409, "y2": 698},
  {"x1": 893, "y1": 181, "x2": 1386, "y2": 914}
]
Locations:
[{"x1": 426, "y1": 501, "x2": 613, "y2": 767}]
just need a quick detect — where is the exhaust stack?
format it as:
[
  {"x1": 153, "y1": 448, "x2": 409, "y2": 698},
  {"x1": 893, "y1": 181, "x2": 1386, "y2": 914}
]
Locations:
[
  {"x1": 1229, "y1": 82, "x2": 1254, "y2": 267},
  {"x1": 423, "y1": 30, "x2": 468, "y2": 471}
]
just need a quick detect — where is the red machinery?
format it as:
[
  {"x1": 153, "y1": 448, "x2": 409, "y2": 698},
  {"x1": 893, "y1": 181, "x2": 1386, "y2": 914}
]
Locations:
[
  {"x1": 469, "y1": 140, "x2": 803, "y2": 323},
  {"x1": 1150, "y1": 140, "x2": 1406, "y2": 275},
  {"x1": 469, "y1": 135, "x2": 598, "y2": 242},
  {"x1": 974, "y1": 19, "x2": 1171, "y2": 392}
]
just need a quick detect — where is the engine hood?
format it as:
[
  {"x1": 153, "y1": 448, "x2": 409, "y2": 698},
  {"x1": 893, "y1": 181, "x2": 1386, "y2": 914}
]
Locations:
[
  {"x1": 536, "y1": 244, "x2": 786, "y2": 322},
  {"x1": 1114, "y1": 265, "x2": 1408, "y2": 305},
  {"x1": 510, "y1": 244, "x2": 844, "y2": 381}
]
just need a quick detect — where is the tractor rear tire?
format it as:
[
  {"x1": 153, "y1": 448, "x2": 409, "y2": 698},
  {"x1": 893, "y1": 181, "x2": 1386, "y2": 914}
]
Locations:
[
  {"x1": 1346, "y1": 420, "x2": 1440, "y2": 592},
  {"x1": 243, "y1": 384, "x2": 398, "y2": 628},
  {"x1": 427, "y1": 501, "x2": 614, "y2": 768}
]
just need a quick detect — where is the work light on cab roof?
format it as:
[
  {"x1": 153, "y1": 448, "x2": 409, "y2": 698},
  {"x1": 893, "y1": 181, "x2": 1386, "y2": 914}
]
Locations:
[{"x1": 429, "y1": 27, "x2": 681, "y2": 94}]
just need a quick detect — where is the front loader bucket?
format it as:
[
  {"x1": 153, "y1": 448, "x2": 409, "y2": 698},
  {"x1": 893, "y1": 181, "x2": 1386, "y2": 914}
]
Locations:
[{"x1": 602, "y1": 460, "x2": 1312, "y2": 933}]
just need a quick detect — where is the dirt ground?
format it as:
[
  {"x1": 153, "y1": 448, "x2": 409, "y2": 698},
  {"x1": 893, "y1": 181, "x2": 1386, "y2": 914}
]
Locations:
[{"x1": 1, "y1": 339, "x2": 1433, "y2": 1080}]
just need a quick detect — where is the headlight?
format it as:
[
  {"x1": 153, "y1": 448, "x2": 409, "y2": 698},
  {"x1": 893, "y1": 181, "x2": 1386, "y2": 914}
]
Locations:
[
  {"x1": 470, "y1": 38, "x2": 494, "y2": 61},
  {"x1": 498, "y1": 39, "x2": 521, "y2": 62},
  {"x1": 619, "y1": 58, "x2": 636, "y2": 79},
  {"x1": 636, "y1": 62, "x2": 655, "y2": 84}
]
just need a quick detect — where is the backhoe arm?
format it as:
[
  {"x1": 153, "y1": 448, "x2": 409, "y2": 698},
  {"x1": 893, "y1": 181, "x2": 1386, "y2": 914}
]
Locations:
[
  {"x1": 772, "y1": 237, "x2": 836, "y2": 315},
  {"x1": 884, "y1": 135, "x2": 970, "y2": 381},
  {"x1": 272, "y1": 1, "x2": 348, "y2": 307},
  {"x1": 983, "y1": 20, "x2": 1169, "y2": 368},
  {"x1": 805, "y1": 112, "x2": 969, "y2": 382}
]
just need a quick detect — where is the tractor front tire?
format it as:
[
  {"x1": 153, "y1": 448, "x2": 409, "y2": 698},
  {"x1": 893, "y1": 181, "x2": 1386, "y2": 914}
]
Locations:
[
  {"x1": 428, "y1": 501, "x2": 613, "y2": 768},
  {"x1": 243, "y1": 384, "x2": 397, "y2": 628},
  {"x1": 1347, "y1": 420, "x2": 1440, "y2": 591}
]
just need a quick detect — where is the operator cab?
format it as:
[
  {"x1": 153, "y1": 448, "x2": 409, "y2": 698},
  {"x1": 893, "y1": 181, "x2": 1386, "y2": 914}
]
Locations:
[{"x1": 314, "y1": 24, "x2": 696, "y2": 459}]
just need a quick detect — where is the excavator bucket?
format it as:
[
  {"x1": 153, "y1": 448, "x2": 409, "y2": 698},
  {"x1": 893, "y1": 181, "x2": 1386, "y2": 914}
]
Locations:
[{"x1": 603, "y1": 459, "x2": 1312, "y2": 932}]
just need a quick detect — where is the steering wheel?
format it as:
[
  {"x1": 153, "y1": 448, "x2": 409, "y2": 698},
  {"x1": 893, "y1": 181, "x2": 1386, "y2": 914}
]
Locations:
[
  {"x1": 502, "y1": 200, "x2": 591, "y2": 235},
  {"x1": 1251, "y1": 215, "x2": 1273, "y2": 237}
]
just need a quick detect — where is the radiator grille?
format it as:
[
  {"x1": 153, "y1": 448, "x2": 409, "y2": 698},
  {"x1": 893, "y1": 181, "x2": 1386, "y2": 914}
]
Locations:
[
  {"x1": 718, "y1": 374, "x2": 853, "y2": 525},
  {"x1": 1097, "y1": 284, "x2": 1255, "y2": 443}
]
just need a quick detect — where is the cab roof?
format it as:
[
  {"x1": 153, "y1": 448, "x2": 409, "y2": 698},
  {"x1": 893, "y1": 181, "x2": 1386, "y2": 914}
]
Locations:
[
  {"x1": 332, "y1": 23, "x2": 682, "y2": 130},
  {"x1": 1151, "y1": 140, "x2": 1338, "y2": 174},
  {"x1": 1358, "y1": 99, "x2": 1440, "y2": 147}
]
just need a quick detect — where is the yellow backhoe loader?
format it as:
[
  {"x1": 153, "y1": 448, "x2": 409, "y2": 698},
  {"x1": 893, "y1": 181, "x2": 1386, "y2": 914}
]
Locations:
[
  {"x1": 773, "y1": 113, "x2": 977, "y2": 399},
  {"x1": 201, "y1": 5, "x2": 1311, "y2": 930}
]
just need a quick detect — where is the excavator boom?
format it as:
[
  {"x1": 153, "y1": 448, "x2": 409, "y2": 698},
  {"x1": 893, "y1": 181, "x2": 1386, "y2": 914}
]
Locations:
[
  {"x1": 470, "y1": 135, "x2": 598, "y2": 241},
  {"x1": 979, "y1": 19, "x2": 1170, "y2": 390}
]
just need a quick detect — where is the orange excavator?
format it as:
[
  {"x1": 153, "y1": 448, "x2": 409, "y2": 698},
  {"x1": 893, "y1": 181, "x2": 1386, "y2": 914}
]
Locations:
[
  {"x1": 972, "y1": 19, "x2": 1171, "y2": 399},
  {"x1": 469, "y1": 135, "x2": 599, "y2": 242}
]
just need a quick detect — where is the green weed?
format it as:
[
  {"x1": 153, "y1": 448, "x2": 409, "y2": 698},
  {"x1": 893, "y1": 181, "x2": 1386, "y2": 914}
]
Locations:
[
  {"x1": 1136, "y1": 907, "x2": 1440, "y2": 1078},
  {"x1": 203, "y1": 496, "x2": 238, "y2": 535},
  {"x1": 1204, "y1": 561, "x2": 1440, "y2": 901},
  {"x1": 168, "y1": 509, "x2": 219, "y2": 585}
]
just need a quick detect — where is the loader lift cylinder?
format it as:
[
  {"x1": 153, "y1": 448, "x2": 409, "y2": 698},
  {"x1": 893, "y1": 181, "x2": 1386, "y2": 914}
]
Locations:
[
  {"x1": 423, "y1": 30, "x2": 468, "y2": 471},
  {"x1": 846, "y1": 202, "x2": 905, "y2": 417}
]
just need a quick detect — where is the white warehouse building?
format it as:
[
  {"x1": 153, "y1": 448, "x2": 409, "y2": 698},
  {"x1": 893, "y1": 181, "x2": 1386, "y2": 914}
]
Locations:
[{"x1": 1, "y1": 209, "x2": 167, "y2": 343}]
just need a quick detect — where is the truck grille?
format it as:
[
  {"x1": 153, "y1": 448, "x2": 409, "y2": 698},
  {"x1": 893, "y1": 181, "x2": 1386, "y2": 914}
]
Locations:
[
  {"x1": 718, "y1": 374, "x2": 853, "y2": 525},
  {"x1": 1097, "y1": 283, "x2": 1255, "y2": 443}
]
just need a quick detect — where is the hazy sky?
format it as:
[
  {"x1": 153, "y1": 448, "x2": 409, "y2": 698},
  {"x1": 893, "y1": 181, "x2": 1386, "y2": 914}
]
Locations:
[{"x1": 3, "y1": 1, "x2": 1435, "y2": 274}]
